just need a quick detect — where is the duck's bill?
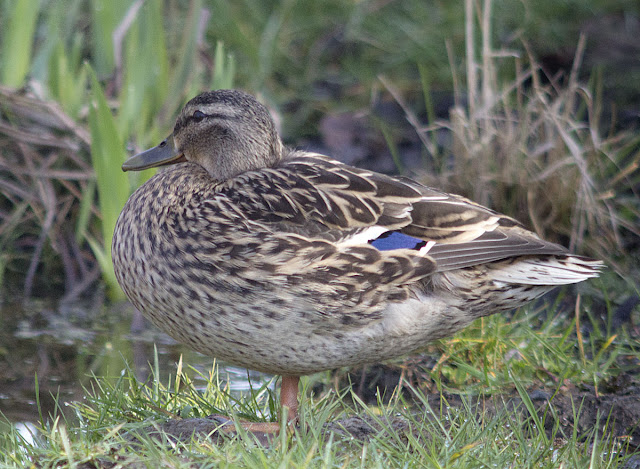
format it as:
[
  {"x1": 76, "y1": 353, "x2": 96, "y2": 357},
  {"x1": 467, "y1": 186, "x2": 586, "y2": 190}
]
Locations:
[{"x1": 122, "y1": 135, "x2": 186, "y2": 172}]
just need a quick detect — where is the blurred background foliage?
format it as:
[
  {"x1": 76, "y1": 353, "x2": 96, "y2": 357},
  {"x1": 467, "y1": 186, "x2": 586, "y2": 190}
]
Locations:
[{"x1": 0, "y1": 0, "x2": 638, "y2": 302}]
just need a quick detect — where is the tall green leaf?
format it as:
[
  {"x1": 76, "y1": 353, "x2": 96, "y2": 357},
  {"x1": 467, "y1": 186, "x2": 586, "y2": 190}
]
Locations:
[
  {"x1": 87, "y1": 67, "x2": 129, "y2": 299},
  {"x1": 90, "y1": 0, "x2": 130, "y2": 76},
  {"x1": 48, "y1": 39, "x2": 88, "y2": 118},
  {"x1": 1, "y1": 0, "x2": 41, "y2": 86},
  {"x1": 118, "y1": 0, "x2": 169, "y2": 140},
  {"x1": 163, "y1": 0, "x2": 204, "y2": 117},
  {"x1": 212, "y1": 41, "x2": 236, "y2": 90}
]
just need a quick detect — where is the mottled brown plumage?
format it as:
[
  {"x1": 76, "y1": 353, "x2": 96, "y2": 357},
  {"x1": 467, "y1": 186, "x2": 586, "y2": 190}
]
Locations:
[{"x1": 112, "y1": 89, "x2": 603, "y2": 430}]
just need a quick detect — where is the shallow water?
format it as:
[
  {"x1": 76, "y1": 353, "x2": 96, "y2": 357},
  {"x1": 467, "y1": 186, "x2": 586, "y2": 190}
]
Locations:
[{"x1": 0, "y1": 298, "x2": 273, "y2": 426}]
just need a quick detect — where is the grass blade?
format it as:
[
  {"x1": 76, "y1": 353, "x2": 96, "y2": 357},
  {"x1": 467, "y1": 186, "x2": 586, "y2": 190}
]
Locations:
[
  {"x1": 87, "y1": 67, "x2": 129, "y2": 299},
  {"x1": 1, "y1": 0, "x2": 41, "y2": 87}
]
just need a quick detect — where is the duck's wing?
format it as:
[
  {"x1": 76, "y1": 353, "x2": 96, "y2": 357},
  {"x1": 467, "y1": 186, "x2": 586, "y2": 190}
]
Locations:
[{"x1": 217, "y1": 152, "x2": 570, "y2": 271}]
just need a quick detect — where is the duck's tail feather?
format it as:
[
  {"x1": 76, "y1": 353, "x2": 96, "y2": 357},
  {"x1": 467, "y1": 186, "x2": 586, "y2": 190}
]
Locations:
[{"x1": 488, "y1": 255, "x2": 604, "y2": 286}]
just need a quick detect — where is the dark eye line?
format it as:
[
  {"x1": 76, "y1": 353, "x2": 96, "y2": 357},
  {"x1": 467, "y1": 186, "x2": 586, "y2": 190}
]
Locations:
[{"x1": 188, "y1": 112, "x2": 235, "y2": 123}]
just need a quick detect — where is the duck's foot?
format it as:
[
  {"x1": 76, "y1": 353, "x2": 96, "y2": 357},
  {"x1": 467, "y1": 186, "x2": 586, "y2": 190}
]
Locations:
[
  {"x1": 208, "y1": 376, "x2": 301, "y2": 441},
  {"x1": 135, "y1": 376, "x2": 301, "y2": 445},
  {"x1": 208, "y1": 414, "x2": 284, "y2": 435},
  {"x1": 129, "y1": 415, "x2": 282, "y2": 446}
]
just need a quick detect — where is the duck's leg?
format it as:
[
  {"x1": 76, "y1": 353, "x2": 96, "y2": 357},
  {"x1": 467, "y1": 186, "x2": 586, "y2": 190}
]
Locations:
[
  {"x1": 279, "y1": 375, "x2": 300, "y2": 424},
  {"x1": 217, "y1": 375, "x2": 300, "y2": 436}
]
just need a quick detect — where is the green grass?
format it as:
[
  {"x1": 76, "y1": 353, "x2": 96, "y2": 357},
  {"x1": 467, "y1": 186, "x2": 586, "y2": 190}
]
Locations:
[{"x1": 0, "y1": 296, "x2": 636, "y2": 468}]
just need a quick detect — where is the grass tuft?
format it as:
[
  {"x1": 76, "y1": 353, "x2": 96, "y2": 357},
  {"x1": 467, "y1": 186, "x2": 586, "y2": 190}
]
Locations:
[{"x1": 1, "y1": 322, "x2": 634, "y2": 468}]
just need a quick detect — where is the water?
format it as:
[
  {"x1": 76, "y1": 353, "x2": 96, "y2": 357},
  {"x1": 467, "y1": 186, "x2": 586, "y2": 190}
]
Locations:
[{"x1": 0, "y1": 298, "x2": 273, "y2": 426}]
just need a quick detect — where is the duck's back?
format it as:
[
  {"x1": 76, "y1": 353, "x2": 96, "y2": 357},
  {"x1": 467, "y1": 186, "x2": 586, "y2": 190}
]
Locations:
[{"x1": 112, "y1": 155, "x2": 601, "y2": 375}]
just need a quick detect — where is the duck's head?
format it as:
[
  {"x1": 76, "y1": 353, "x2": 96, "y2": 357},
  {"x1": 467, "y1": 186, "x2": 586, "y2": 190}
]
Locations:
[{"x1": 122, "y1": 90, "x2": 283, "y2": 181}]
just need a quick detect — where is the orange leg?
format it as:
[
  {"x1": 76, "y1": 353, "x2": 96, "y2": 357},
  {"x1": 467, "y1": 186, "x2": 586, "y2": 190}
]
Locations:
[
  {"x1": 217, "y1": 375, "x2": 300, "y2": 436},
  {"x1": 280, "y1": 375, "x2": 300, "y2": 424}
]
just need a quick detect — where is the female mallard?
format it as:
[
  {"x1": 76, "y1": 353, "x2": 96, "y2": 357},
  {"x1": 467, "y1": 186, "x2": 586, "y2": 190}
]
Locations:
[{"x1": 112, "y1": 89, "x2": 602, "y2": 433}]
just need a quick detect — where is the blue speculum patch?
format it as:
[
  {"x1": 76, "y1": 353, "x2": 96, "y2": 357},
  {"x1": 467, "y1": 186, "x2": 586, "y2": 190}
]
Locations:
[{"x1": 369, "y1": 231, "x2": 427, "y2": 251}]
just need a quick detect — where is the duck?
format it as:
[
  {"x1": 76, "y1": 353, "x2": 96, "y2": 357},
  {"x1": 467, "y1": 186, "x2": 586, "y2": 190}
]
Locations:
[{"x1": 112, "y1": 89, "x2": 603, "y2": 435}]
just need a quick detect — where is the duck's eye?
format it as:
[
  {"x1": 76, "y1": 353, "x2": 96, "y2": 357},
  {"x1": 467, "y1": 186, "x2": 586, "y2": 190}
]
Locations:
[{"x1": 192, "y1": 110, "x2": 206, "y2": 122}]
